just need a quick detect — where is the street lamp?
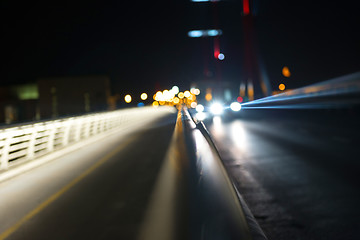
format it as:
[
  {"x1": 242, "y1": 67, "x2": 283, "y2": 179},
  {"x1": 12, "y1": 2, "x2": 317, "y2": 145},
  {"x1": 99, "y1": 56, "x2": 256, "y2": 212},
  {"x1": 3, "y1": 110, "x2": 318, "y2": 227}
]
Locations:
[
  {"x1": 217, "y1": 53, "x2": 225, "y2": 60},
  {"x1": 187, "y1": 29, "x2": 222, "y2": 38}
]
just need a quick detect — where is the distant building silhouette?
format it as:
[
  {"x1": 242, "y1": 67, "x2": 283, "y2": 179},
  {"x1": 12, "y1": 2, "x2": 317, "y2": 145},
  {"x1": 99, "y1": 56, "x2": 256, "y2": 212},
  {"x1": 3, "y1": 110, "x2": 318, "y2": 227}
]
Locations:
[
  {"x1": 0, "y1": 75, "x2": 111, "y2": 125},
  {"x1": 38, "y1": 75, "x2": 111, "y2": 119},
  {"x1": 0, "y1": 84, "x2": 38, "y2": 124}
]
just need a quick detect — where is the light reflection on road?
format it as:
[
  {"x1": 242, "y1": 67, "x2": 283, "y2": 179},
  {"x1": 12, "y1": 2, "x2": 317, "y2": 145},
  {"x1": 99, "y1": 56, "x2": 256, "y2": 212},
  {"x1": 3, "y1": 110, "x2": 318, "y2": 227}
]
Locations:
[
  {"x1": 229, "y1": 120, "x2": 247, "y2": 149},
  {"x1": 209, "y1": 117, "x2": 249, "y2": 157},
  {"x1": 210, "y1": 116, "x2": 225, "y2": 139}
]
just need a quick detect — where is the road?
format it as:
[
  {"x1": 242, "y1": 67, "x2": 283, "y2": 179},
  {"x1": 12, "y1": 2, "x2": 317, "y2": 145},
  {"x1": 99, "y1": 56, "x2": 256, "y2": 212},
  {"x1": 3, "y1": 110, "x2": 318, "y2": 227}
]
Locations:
[
  {"x1": 202, "y1": 109, "x2": 360, "y2": 240},
  {"x1": 0, "y1": 112, "x2": 176, "y2": 240},
  {"x1": 1, "y1": 106, "x2": 359, "y2": 240}
]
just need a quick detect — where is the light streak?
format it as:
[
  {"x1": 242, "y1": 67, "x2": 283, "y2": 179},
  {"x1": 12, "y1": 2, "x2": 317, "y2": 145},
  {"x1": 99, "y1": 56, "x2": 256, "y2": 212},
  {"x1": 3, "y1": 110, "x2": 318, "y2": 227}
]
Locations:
[{"x1": 241, "y1": 72, "x2": 360, "y2": 110}]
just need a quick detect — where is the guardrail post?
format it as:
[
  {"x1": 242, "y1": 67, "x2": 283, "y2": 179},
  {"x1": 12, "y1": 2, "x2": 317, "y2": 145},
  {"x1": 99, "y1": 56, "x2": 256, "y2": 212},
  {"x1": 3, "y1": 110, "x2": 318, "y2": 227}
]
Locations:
[
  {"x1": 62, "y1": 121, "x2": 71, "y2": 147},
  {"x1": 0, "y1": 133, "x2": 12, "y2": 170},
  {"x1": 27, "y1": 128, "x2": 37, "y2": 160},
  {"x1": 47, "y1": 124, "x2": 56, "y2": 152},
  {"x1": 92, "y1": 117, "x2": 99, "y2": 135},
  {"x1": 74, "y1": 119, "x2": 82, "y2": 142},
  {"x1": 83, "y1": 118, "x2": 90, "y2": 139},
  {"x1": 98, "y1": 117, "x2": 105, "y2": 133}
]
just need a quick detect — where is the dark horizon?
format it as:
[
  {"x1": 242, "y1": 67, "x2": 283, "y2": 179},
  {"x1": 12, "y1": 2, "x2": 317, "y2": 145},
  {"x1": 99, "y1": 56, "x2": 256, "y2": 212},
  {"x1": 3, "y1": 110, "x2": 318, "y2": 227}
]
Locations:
[{"x1": 2, "y1": 0, "x2": 359, "y2": 95}]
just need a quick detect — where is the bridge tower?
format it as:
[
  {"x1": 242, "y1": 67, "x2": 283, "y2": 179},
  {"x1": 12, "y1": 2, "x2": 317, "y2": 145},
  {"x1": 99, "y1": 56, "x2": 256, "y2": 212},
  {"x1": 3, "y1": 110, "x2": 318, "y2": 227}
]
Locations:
[{"x1": 241, "y1": 0, "x2": 272, "y2": 101}]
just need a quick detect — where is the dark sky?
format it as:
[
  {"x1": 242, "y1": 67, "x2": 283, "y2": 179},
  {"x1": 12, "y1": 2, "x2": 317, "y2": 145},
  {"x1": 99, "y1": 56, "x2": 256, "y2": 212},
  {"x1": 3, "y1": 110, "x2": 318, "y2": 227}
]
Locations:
[{"x1": 2, "y1": 0, "x2": 359, "y2": 96}]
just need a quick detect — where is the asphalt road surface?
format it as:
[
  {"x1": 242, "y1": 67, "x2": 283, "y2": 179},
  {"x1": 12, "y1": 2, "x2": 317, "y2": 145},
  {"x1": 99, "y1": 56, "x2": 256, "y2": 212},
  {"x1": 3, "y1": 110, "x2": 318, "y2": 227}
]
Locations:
[
  {"x1": 2, "y1": 106, "x2": 359, "y2": 240},
  {"x1": 0, "y1": 112, "x2": 176, "y2": 240},
  {"x1": 203, "y1": 109, "x2": 360, "y2": 240}
]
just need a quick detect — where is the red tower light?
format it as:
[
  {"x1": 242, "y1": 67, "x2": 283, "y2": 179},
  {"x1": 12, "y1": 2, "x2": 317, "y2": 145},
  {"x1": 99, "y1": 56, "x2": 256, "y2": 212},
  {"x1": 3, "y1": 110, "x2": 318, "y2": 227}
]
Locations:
[
  {"x1": 243, "y1": 0, "x2": 250, "y2": 15},
  {"x1": 214, "y1": 50, "x2": 220, "y2": 59}
]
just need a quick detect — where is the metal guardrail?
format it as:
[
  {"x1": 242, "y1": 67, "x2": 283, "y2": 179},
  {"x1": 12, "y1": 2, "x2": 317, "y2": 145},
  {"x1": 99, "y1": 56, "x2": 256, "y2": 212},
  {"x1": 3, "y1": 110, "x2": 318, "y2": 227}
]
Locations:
[
  {"x1": 0, "y1": 107, "x2": 171, "y2": 171},
  {"x1": 138, "y1": 108, "x2": 267, "y2": 240}
]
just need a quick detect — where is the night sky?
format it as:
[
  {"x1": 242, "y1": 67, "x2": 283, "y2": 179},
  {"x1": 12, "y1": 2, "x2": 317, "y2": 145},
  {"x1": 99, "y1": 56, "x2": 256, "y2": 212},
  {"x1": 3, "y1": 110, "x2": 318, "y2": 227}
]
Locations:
[{"x1": 2, "y1": 0, "x2": 359, "y2": 96}]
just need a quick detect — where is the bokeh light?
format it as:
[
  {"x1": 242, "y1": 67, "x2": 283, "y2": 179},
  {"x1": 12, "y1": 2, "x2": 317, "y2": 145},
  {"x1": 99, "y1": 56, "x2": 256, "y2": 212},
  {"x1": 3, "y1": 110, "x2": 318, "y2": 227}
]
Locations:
[
  {"x1": 171, "y1": 86, "x2": 179, "y2": 94},
  {"x1": 218, "y1": 53, "x2": 225, "y2": 60},
  {"x1": 205, "y1": 93, "x2": 212, "y2": 101},
  {"x1": 190, "y1": 102, "x2": 197, "y2": 108},
  {"x1": 155, "y1": 91, "x2": 164, "y2": 101},
  {"x1": 140, "y1": 93, "x2": 148, "y2": 100},
  {"x1": 152, "y1": 101, "x2": 159, "y2": 107},
  {"x1": 230, "y1": 102, "x2": 242, "y2": 111},
  {"x1": 196, "y1": 104, "x2": 204, "y2": 112},
  {"x1": 279, "y1": 83, "x2": 286, "y2": 91},
  {"x1": 210, "y1": 103, "x2": 223, "y2": 115},
  {"x1": 124, "y1": 94, "x2": 132, "y2": 103},
  {"x1": 163, "y1": 90, "x2": 171, "y2": 101},
  {"x1": 282, "y1": 66, "x2": 291, "y2": 77}
]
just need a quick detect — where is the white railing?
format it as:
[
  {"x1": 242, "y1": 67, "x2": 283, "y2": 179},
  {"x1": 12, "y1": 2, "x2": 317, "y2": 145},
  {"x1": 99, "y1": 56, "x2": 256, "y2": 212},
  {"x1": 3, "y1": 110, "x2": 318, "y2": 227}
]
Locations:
[{"x1": 0, "y1": 107, "x2": 172, "y2": 171}]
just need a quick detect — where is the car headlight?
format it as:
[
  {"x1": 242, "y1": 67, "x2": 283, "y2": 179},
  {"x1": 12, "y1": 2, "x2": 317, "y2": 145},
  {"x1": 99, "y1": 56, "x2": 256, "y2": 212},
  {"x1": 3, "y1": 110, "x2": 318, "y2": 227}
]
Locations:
[
  {"x1": 230, "y1": 102, "x2": 242, "y2": 111},
  {"x1": 210, "y1": 103, "x2": 224, "y2": 115}
]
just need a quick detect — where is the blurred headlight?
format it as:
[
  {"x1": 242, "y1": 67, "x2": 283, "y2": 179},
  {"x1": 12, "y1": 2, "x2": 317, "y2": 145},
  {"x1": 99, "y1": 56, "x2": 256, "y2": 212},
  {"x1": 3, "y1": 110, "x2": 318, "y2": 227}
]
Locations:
[
  {"x1": 210, "y1": 103, "x2": 224, "y2": 115},
  {"x1": 230, "y1": 102, "x2": 242, "y2": 111}
]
